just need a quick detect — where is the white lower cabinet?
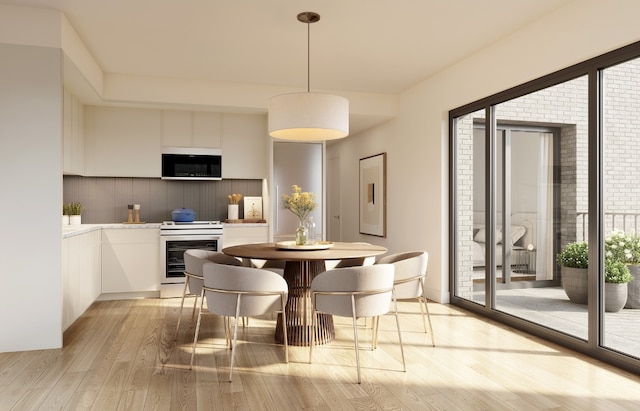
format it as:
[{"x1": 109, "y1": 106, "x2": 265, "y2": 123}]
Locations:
[
  {"x1": 223, "y1": 224, "x2": 269, "y2": 247},
  {"x1": 101, "y1": 228, "x2": 160, "y2": 294},
  {"x1": 62, "y1": 230, "x2": 101, "y2": 330}
]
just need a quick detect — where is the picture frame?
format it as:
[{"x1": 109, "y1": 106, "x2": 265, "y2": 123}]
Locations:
[
  {"x1": 243, "y1": 196, "x2": 263, "y2": 219},
  {"x1": 359, "y1": 152, "x2": 387, "y2": 237}
]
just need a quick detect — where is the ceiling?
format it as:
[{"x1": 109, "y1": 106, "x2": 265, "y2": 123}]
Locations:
[{"x1": 5, "y1": 0, "x2": 573, "y2": 133}]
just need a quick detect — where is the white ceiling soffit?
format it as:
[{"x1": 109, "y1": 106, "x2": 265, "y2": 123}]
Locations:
[{"x1": 9, "y1": 0, "x2": 572, "y2": 134}]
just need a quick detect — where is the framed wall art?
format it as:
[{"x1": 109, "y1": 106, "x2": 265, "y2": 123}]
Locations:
[
  {"x1": 243, "y1": 196, "x2": 263, "y2": 219},
  {"x1": 359, "y1": 152, "x2": 386, "y2": 237}
]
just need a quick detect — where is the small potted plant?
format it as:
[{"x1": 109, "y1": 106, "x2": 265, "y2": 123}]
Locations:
[
  {"x1": 605, "y1": 229, "x2": 640, "y2": 308},
  {"x1": 67, "y1": 202, "x2": 84, "y2": 225},
  {"x1": 604, "y1": 259, "x2": 633, "y2": 312},
  {"x1": 62, "y1": 203, "x2": 72, "y2": 225},
  {"x1": 557, "y1": 241, "x2": 589, "y2": 304}
]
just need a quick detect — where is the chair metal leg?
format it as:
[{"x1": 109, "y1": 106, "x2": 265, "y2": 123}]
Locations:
[
  {"x1": 224, "y1": 317, "x2": 231, "y2": 348},
  {"x1": 174, "y1": 279, "x2": 190, "y2": 340},
  {"x1": 351, "y1": 295, "x2": 362, "y2": 384},
  {"x1": 229, "y1": 295, "x2": 242, "y2": 382},
  {"x1": 309, "y1": 296, "x2": 316, "y2": 363},
  {"x1": 372, "y1": 316, "x2": 379, "y2": 350},
  {"x1": 190, "y1": 292, "x2": 199, "y2": 321},
  {"x1": 420, "y1": 281, "x2": 436, "y2": 346},
  {"x1": 189, "y1": 289, "x2": 206, "y2": 369},
  {"x1": 281, "y1": 294, "x2": 289, "y2": 363},
  {"x1": 392, "y1": 290, "x2": 406, "y2": 372}
]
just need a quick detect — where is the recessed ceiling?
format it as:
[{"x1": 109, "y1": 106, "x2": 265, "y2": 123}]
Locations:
[{"x1": 5, "y1": 0, "x2": 573, "y2": 133}]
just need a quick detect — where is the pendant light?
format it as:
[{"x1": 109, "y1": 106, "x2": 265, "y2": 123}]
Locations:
[{"x1": 268, "y1": 12, "x2": 349, "y2": 141}]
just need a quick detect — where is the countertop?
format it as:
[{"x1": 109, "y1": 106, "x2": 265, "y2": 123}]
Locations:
[
  {"x1": 62, "y1": 223, "x2": 161, "y2": 238},
  {"x1": 63, "y1": 222, "x2": 267, "y2": 239},
  {"x1": 223, "y1": 222, "x2": 268, "y2": 227}
]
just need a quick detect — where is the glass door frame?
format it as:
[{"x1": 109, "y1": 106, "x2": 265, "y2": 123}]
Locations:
[{"x1": 449, "y1": 40, "x2": 640, "y2": 375}]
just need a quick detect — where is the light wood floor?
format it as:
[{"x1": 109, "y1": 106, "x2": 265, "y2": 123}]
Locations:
[{"x1": 2, "y1": 298, "x2": 640, "y2": 410}]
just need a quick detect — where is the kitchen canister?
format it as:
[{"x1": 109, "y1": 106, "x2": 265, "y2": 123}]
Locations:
[{"x1": 228, "y1": 204, "x2": 239, "y2": 220}]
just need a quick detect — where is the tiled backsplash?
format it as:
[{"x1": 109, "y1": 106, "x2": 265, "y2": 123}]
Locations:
[{"x1": 63, "y1": 176, "x2": 262, "y2": 223}]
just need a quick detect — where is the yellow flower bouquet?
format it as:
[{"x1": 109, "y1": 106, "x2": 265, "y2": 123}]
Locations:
[
  {"x1": 282, "y1": 185, "x2": 317, "y2": 223},
  {"x1": 282, "y1": 185, "x2": 317, "y2": 245}
]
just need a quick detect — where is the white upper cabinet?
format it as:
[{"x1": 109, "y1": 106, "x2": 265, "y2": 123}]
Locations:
[
  {"x1": 161, "y1": 110, "x2": 192, "y2": 147},
  {"x1": 85, "y1": 106, "x2": 162, "y2": 177},
  {"x1": 161, "y1": 110, "x2": 222, "y2": 148},
  {"x1": 221, "y1": 113, "x2": 268, "y2": 179},
  {"x1": 194, "y1": 111, "x2": 222, "y2": 148},
  {"x1": 63, "y1": 88, "x2": 85, "y2": 175},
  {"x1": 83, "y1": 106, "x2": 266, "y2": 178}
]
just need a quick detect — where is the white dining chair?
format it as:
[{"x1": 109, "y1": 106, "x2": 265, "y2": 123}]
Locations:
[
  {"x1": 325, "y1": 242, "x2": 375, "y2": 270},
  {"x1": 174, "y1": 250, "x2": 243, "y2": 340},
  {"x1": 251, "y1": 259, "x2": 286, "y2": 276},
  {"x1": 375, "y1": 251, "x2": 435, "y2": 346},
  {"x1": 190, "y1": 263, "x2": 289, "y2": 381},
  {"x1": 309, "y1": 264, "x2": 405, "y2": 383}
]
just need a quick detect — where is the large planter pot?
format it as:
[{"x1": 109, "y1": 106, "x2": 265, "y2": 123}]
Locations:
[
  {"x1": 605, "y1": 282, "x2": 628, "y2": 313},
  {"x1": 561, "y1": 266, "x2": 588, "y2": 304},
  {"x1": 625, "y1": 264, "x2": 640, "y2": 309}
]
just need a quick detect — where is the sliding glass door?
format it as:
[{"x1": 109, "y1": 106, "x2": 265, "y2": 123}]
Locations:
[
  {"x1": 602, "y1": 56, "x2": 640, "y2": 359},
  {"x1": 453, "y1": 74, "x2": 589, "y2": 339},
  {"x1": 451, "y1": 43, "x2": 640, "y2": 373}
]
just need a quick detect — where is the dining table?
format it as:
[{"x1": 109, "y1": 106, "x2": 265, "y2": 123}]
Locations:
[{"x1": 222, "y1": 241, "x2": 387, "y2": 346}]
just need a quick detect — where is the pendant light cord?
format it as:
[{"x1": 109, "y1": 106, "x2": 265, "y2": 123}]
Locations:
[{"x1": 306, "y1": 19, "x2": 310, "y2": 93}]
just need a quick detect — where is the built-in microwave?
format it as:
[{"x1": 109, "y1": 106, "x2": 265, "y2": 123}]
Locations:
[{"x1": 161, "y1": 147, "x2": 222, "y2": 180}]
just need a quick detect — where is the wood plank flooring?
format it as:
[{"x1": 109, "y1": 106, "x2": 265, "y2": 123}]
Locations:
[{"x1": 1, "y1": 298, "x2": 640, "y2": 410}]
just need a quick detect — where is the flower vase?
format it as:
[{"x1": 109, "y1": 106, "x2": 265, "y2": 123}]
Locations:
[{"x1": 295, "y1": 221, "x2": 308, "y2": 246}]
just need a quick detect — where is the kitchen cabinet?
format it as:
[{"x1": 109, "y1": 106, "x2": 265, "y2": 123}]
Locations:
[
  {"x1": 82, "y1": 106, "x2": 267, "y2": 178},
  {"x1": 84, "y1": 106, "x2": 161, "y2": 177},
  {"x1": 223, "y1": 224, "x2": 269, "y2": 247},
  {"x1": 162, "y1": 110, "x2": 222, "y2": 148},
  {"x1": 62, "y1": 229, "x2": 101, "y2": 330},
  {"x1": 221, "y1": 113, "x2": 268, "y2": 178},
  {"x1": 63, "y1": 88, "x2": 85, "y2": 175},
  {"x1": 101, "y1": 228, "x2": 160, "y2": 294}
]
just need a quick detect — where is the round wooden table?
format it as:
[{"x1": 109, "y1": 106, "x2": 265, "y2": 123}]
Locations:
[{"x1": 222, "y1": 242, "x2": 387, "y2": 346}]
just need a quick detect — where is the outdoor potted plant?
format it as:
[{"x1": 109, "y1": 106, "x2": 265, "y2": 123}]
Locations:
[
  {"x1": 557, "y1": 241, "x2": 589, "y2": 304},
  {"x1": 605, "y1": 229, "x2": 640, "y2": 308},
  {"x1": 604, "y1": 259, "x2": 633, "y2": 312},
  {"x1": 67, "y1": 201, "x2": 84, "y2": 225}
]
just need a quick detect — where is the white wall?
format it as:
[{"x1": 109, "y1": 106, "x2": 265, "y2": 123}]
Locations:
[
  {"x1": 328, "y1": 0, "x2": 640, "y2": 304},
  {"x1": 0, "y1": 43, "x2": 63, "y2": 351}
]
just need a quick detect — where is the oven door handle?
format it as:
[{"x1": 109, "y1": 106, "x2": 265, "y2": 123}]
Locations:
[{"x1": 160, "y1": 235, "x2": 222, "y2": 242}]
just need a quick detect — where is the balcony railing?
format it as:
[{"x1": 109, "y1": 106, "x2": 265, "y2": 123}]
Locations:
[{"x1": 576, "y1": 212, "x2": 640, "y2": 241}]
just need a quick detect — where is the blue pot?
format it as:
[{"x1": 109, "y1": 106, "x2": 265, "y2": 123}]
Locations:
[{"x1": 171, "y1": 208, "x2": 196, "y2": 222}]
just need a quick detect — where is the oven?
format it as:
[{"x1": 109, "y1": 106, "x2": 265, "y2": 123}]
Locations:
[{"x1": 160, "y1": 221, "x2": 223, "y2": 298}]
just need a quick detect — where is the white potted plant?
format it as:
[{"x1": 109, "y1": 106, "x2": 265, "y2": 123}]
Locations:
[
  {"x1": 68, "y1": 202, "x2": 83, "y2": 225},
  {"x1": 62, "y1": 203, "x2": 72, "y2": 225}
]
